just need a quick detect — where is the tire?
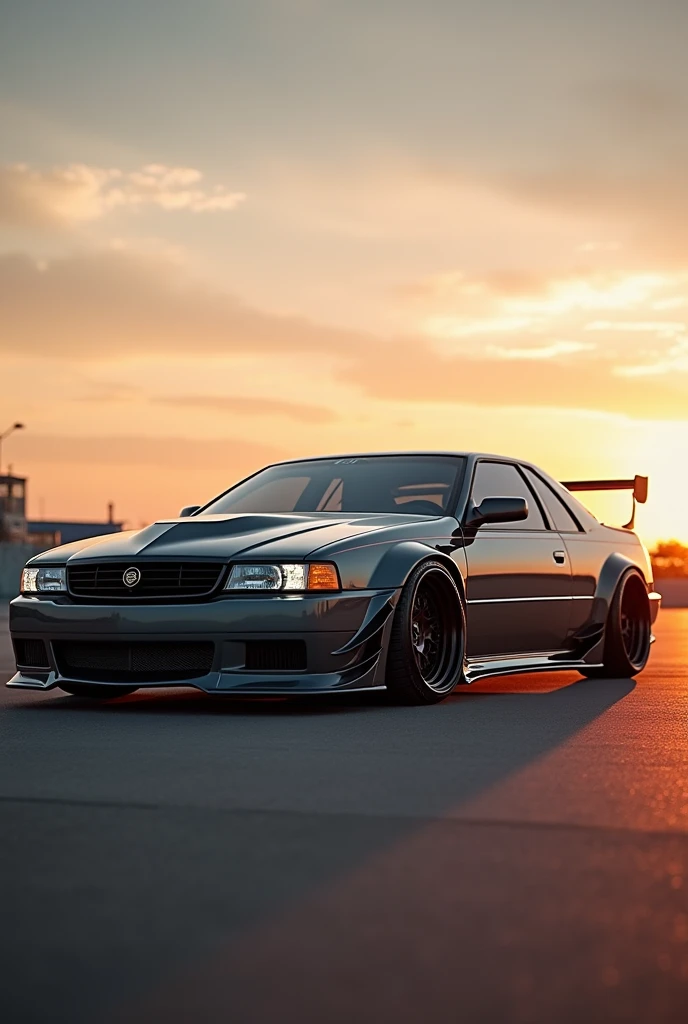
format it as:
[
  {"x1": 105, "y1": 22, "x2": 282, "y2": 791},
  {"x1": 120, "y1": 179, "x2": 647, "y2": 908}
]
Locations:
[
  {"x1": 580, "y1": 569, "x2": 651, "y2": 679},
  {"x1": 59, "y1": 683, "x2": 139, "y2": 699},
  {"x1": 385, "y1": 560, "x2": 465, "y2": 705}
]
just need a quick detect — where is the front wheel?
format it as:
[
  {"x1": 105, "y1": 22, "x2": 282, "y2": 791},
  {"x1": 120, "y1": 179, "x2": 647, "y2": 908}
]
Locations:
[
  {"x1": 385, "y1": 561, "x2": 465, "y2": 705},
  {"x1": 580, "y1": 569, "x2": 651, "y2": 679},
  {"x1": 59, "y1": 683, "x2": 139, "y2": 699}
]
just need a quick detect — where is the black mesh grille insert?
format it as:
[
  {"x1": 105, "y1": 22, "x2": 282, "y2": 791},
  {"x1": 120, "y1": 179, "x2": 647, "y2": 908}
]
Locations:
[
  {"x1": 67, "y1": 562, "x2": 224, "y2": 600},
  {"x1": 245, "y1": 640, "x2": 307, "y2": 671},
  {"x1": 54, "y1": 641, "x2": 215, "y2": 682},
  {"x1": 14, "y1": 638, "x2": 50, "y2": 668}
]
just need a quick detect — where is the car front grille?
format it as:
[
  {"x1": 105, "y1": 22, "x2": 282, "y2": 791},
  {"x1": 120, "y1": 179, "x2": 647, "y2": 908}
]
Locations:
[
  {"x1": 54, "y1": 640, "x2": 215, "y2": 682},
  {"x1": 67, "y1": 562, "x2": 225, "y2": 600}
]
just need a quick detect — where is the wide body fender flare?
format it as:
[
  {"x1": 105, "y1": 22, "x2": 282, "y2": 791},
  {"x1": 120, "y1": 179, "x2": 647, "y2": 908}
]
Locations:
[
  {"x1": 368, "y1": 541, "x2": 467, "y2": 605},
  {"x1": 589, "y1": 552, "x2": 649, "y2": 629}
]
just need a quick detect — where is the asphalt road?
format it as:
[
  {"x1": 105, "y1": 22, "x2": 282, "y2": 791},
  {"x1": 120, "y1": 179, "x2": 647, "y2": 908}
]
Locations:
[{"x1": 1, "y1": 607, "x2": 687, "y2": 1024}]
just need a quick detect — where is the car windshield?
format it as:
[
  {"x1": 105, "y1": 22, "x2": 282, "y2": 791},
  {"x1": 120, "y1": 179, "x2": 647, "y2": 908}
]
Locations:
[{"x1": 200, "y1": 456, "x2": 465, "y2": 516}]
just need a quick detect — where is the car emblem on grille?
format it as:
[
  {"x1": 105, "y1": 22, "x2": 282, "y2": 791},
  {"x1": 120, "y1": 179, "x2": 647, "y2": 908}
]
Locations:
[{"x1": 123, "y1": 567, "x2": 141, "y2": 587}]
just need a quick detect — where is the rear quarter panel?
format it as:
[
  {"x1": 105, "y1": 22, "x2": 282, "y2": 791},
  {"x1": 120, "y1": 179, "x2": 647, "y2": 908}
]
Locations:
[{"x1": 561, "y1": 523, "x2": 653, "y2": 634}]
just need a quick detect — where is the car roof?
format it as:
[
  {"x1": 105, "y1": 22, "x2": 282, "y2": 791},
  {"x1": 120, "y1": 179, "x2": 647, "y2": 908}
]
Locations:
[{"x1": 269, "y1": 451, "x2": 535, "y2": 467}]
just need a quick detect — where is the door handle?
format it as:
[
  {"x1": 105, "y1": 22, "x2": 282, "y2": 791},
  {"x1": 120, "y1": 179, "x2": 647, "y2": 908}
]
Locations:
[{"x1": 553, "y1": 550, "x2": 566, "y2": 564}]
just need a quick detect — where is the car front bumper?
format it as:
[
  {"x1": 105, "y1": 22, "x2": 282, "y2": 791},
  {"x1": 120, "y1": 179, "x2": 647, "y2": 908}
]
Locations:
[{"x1": 7, "y1": 589, "x2": 399, "y2": 695}]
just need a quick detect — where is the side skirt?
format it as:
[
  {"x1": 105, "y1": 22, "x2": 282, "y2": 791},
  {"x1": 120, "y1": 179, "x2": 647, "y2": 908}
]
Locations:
[{"x1": 463, "y1": 650, "x2": 603, "y2": 684}]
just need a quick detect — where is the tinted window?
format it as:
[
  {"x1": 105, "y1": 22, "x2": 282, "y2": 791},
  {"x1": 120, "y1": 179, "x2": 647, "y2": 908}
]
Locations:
[
  {"x1": 206, "y1": 475, "x2": 311, "y2": 513},
  {"x1": 201, "y1": 456, "x2": 465, "y2": 515},
  {"x1": 522, "y1": 468, "x2": 581, "y2": 532},
  {"x1": 470, "y1": 461, "x2": 546, "y2": 530}
]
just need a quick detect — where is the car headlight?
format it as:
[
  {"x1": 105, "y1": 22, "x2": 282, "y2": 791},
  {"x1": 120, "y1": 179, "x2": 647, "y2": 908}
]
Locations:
[
  {"x1": 225, "y1": 563, "x2": 340, "y2": 592},
  {"x1": 21, "y1": 566, "x2": 67, "y2": 594}
]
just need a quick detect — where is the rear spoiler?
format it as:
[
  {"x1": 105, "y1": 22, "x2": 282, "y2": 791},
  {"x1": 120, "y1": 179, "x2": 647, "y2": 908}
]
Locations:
[{"x1": 561, "y1": 475, "x2": 648, "y2": 529}]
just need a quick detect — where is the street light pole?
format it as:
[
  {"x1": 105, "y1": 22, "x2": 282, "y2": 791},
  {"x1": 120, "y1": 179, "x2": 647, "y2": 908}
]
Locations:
[{"x1": 0, "y1": 422, "x2": 25, "y2": 476}]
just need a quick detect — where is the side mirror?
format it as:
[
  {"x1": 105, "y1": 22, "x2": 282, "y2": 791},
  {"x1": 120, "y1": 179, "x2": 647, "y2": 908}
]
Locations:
[
  {"x1": 178, "y1": 505, "x2": 201, "y2": 518},
  {"x1": 465, "y1": 496, "x2": 528, "y2": 529}
]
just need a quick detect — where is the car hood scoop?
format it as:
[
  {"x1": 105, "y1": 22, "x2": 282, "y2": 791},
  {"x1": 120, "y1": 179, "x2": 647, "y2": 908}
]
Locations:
[
  {"x1": 153, "y1": 513, "x2": 317, "y2": 539},
  {"x1": 64, "y1": 513, "x2": 372, "y2": 562},
  {"x1": 28, "y1": 510, "x2": 446, "y2": 567}
]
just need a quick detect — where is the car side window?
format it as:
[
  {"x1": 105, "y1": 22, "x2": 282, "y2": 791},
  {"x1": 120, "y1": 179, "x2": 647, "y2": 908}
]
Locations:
[
  {"x1": 522, "y1": 468, "x2": 581, "y2": 533},
  {"x1": 470, "y1": 461, "x2": 546, "y2": 530}
]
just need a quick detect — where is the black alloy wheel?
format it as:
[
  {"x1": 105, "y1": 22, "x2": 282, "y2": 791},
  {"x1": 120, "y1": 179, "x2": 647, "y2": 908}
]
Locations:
[
  {"x1": 580, "y1": 569, "x2": 651, "y2": 679},
  {"x1": 620, "y1": 591, "x2": 650, "y2": 668},
  {"x1": 386, "y1": 560, "x2": 465, "y2": 704}
]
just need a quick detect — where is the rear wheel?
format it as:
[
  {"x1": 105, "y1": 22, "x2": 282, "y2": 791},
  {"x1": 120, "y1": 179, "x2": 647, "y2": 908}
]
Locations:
[
  {"x1": 385, "y1": 561, "x2": 465, "y2": 705},
  {"x1": 59, "y1": 683, "x2": 138, "y2": 699},
  {"x1": 580, "y1": 570, "x2": 651, "y2": 679}
]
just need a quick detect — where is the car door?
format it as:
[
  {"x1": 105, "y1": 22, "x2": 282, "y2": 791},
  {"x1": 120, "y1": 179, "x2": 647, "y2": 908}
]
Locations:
[
  {"x1": 463, "y1": 460, "x2": 572, "y2": 658},
  {"x1": 520, "y1": 466, "x2": 598, "y2": 636}
]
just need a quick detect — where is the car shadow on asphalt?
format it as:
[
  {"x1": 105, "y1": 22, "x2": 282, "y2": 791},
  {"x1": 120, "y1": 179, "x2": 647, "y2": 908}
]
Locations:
[
  {"x1": 4, "y1": 672, "x2": 639, "y2": 846},
  {"x1": 6, "y1": 673, "x2": 638, "y2": 814}
]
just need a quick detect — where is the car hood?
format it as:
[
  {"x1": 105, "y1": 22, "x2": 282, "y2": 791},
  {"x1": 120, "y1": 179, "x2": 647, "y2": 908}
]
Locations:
[{"x1": 29, "y1": 512, "x2": 445, "y2": 565}]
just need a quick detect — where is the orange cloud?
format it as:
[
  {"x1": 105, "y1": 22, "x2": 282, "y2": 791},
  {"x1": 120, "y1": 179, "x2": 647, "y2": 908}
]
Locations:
[
  {"x1": 0, "y1": 162, "x2": 245, "y2": 230},
  {"x1": 2, "y1": 248, "x2": 687, "y2": 422},
  {"x1": 0, "y1": 250, "x2": 362, "y2": 359},
  {"x1": 152, "y1": 395, "x2": 337, "y2": 423},
  {"x1": 18, "y1": 432, "x2": 285, "y2": 469},
  {"x1": 341, "y1": 339, "x2": 688, "y2": 420}
]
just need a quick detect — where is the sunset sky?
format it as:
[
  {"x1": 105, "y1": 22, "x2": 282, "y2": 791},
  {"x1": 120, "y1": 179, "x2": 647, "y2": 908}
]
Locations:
[{"x1": 1, "y1": 0, "x2": 688, "y2": 543}]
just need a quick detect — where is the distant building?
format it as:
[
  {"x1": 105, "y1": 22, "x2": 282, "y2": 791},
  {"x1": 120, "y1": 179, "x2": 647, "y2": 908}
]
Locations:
[
  {"x1": 27, "y1": 519, "x2": 123, "y2": 547},
  {"x1": 26, "y1": 524, "x2": 124, "y2": 548},
  {"x1": 0, "y1": 474, "x2": 28, "y2": 541},
  {"x1": 1, "y1": 473, "x2": 123, "y2": 549},
  {"x1": 28, "y1": 502, "x2": 123, "y2": 548}
]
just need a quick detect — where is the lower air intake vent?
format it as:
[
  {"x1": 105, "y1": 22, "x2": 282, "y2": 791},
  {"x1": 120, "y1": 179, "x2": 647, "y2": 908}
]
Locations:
[
  {"x1": 14, "y1": 638, "x2": 50, "y2": 669},
  {"x1": 244, "y1": 640, "x2": 307, "y2": 671},
  {"x1": 54, "y1": 641, "x2": 214, "y2": 683}
]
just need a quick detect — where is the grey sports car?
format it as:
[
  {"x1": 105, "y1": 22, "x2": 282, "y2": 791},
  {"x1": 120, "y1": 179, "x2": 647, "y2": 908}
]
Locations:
[{"x1": 8, "y1": 452, "x2": 661, "y2": 705}]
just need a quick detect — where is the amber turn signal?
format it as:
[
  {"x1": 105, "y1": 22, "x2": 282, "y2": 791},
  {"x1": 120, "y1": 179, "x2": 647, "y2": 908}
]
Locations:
[{"x1": 307, "y1": 563, "x2": 340, "y2": 590}]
